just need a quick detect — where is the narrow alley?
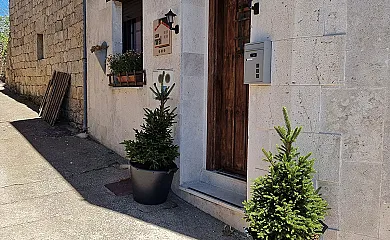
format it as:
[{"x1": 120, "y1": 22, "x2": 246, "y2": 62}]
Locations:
[{"x1": 0, "y1": 88, "x2": 246, "y2": 240}]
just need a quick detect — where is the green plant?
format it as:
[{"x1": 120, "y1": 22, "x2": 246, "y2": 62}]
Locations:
[
  {"x1": 107, "y1": 50, "x2": 142, "y2": 75},
  {"x1": 243, "y1": 107, "x2": 327, "y2": 240},
  {"x1": 0, "y1": 16, "x2": 9, "y2": 58},
  {"x1": 0, "y1": 15, "x2": 9, "y2": 75},
  {"x1": 121, "y1": 82, "x2": 179, "y2": 171}
]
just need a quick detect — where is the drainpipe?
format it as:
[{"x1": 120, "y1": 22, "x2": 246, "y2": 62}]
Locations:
[{"x1": 82, "y1": 0, "x2": 88, "y2": 132}]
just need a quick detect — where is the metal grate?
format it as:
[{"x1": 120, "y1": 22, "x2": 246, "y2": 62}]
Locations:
[{"x1": 105, "y1": 178, "x2": 133, "y2": 196}]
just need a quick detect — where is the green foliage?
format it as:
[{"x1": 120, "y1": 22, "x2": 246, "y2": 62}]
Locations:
[
  {"x1": 0, "y1": 15, "x2": 9, "y2": 60},
  {"x1": 243, "y1": 107, "x2": 327, "y2": 240},
  {"x1": 107, "y1": 50, "x2": 142, "y2": 75},
  {"x1": 121, "y1": 82, "x2": 179, "y2": 171}
]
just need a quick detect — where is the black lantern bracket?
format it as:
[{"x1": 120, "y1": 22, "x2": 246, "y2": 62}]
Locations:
[
  {"x1": 165, "y1": 9, "x2": 180, "y2": 34},
  {"x1": 248, "y1": 1, "x2": 260, "y2": 15}
]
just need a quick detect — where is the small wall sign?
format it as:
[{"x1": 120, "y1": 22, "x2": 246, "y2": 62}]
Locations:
[{"x1": 153, "y1": 18, "x2": 172, "y2": 56}]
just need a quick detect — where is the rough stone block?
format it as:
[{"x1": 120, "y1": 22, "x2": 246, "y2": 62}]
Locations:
[
  {"x1": 271, "y1": 39, "x2": 292, "y2": 85},
  {"x1": 380, "y1": 201, "x2": 390, "y2": 240},
  {"x1": 55, "y1": 20, "x2": 63, "y2": 32},
  {"x1": 321, "y1": 88, "x2": 385, "y2": 163},
  {"x1": 74, "y1": 60, "x2": 84, "y2": 74},
  {"x1": 347, "y1": 0, "x2": 390, "y2": 39},
  {"x1": 318, "y1": 181, "x2": 339, "y2": 229},
  {"x1": 323, "y1": 0, "x2": 347, "y2": 35},
  {"x1": 76, "y1": 87, "x2": 84, "y2": 100},
  {"x1": 381, "y1": 121, "x2": 390, "y2": 203},
  {"x1": 345, "y1": 41, "x2": 390, "y2": 88},
  {"x1": 294, "y1": 132, "x2": 318, "y2": 158},
  {"x1": 71, "y1": 73, "x2": 83, "y2": 87},
  {"x1": 46, "y1": 65, "x2": 52, "y2": 76},
  {"x1": 338, "y1": 232, "x2": 378, "y2": 240},
  {"x1": 293, "y1": 0, "x2": 325, "y2": 37},
  {"x1": 322, "y1": 230, "x2": 338, "y2": 240},
  {"x1": 247, "y1": 129, "x2": 271, "y2": 173},
  {"x1": 290, "y1": 86, "x2": 321, "y2": 132},
  {"x1": 251, "y1": 0, "x2": 295, "y2": 41},
  {"x1": 68, "y1": 97, "x2": 81, "y2": 111},
  {"x1": 344, "y1": 0, "x2": 390, "y2": 88},
  {"x1": 57, "y1": 62, "x2": 68, "y2": 73},
  {"x1": 74, "y1": 4, "x2": 84, "y2": 23},
  {"x1": 315, "y1": 133, "x2": 341, "y2": 183},
  {"x1": 291, "y1": 35, "x2": 345, "y2": 85},
  {"x1": 248, "y1": 85, "x2": 291, "y2": 130},
  {"x1": 339, "y1": 162, "x2": 381, "y2": 237}
]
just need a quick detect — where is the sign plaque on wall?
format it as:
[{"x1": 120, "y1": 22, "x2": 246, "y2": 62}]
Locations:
[{"x1": 153, "y1": 18, "x2": 172, "y2": 56}]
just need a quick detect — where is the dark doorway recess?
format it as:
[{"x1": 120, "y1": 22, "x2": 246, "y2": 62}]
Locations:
[{"x1": 207, "y1": 0, "x2": 251, "y2": 177}]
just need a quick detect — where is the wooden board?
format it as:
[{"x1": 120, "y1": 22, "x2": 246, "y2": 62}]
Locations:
[{"x1": 39, "y1": 71, "x2": 71, "y2": 126}]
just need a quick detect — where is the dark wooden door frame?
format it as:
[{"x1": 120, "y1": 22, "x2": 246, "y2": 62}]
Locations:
[
  {"x1": 206, "y1": 0, "x2": 222, "y2": 171},
  {"x1": 206, "y1": 0, "x2": 250, "y2": 175}
]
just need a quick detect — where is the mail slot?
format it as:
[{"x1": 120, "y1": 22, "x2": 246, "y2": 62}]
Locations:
[{"x1": 244, "y1": 41, "x2": 272, "y2": 84}]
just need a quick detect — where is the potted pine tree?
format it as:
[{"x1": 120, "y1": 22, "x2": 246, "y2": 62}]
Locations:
[
  {"x1": 244, "y1": 107, "x2": 328, "y2": 240},
  {"x1": 121, "y1": 82, "x2": 179, "y2": 205}
]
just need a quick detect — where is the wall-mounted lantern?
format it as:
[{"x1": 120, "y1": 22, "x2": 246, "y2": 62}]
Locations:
[{"x1": 165, "y1": 9, "x2": 179, "y2": 34}]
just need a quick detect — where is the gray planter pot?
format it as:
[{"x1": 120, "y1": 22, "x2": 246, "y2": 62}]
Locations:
[{"x1": 130, "y1": 163, "x2": 177, "y2": 205}]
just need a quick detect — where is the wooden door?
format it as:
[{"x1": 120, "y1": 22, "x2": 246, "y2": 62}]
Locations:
[{"x1": 207, "y1": 0, "x2": 251, "y2": 177}]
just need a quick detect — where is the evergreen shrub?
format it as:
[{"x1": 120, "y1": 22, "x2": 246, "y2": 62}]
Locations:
[
  {"x1": 244, "y1": 107, "x2": 328, "y2": 240},
  {"x1": 121, "y1": 83, "x2": 179, "y2": 171}
]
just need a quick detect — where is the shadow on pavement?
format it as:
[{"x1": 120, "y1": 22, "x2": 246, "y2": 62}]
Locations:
[
  {"x1": 9, "y1": 117, "x2": 246, "y2": 240},
  {"x1": 0, "y1": 87, "x2": 40, "y2": 114}
]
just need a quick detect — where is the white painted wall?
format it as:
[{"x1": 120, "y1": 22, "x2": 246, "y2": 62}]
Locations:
[
  {"x1": 86, "y1": 0, "x2": 181, "y2": 166},
  {"x1": 86, "y1": 1, "x2": 145, "y2": 159}
]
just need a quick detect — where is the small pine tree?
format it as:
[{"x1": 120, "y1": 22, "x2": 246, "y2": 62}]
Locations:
[
  {"x1": 121, "y1": 82, "x2": 179, "y2": 171},
  {"x1": 243, "y1": 107, "x2": 327, "y2": 240}
]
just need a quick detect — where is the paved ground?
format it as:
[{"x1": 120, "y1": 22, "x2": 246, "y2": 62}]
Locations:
[{"x1": 0, "y1": 86, "x2": 247, "y2": 240}]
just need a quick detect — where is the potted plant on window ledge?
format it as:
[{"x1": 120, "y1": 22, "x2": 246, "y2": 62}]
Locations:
[
  {"x1": 121, "y1": 82, "x2": 179, "y2": 205},
  {"x1": 107, "y1": 50, "x2": 143, "y2": 84}
]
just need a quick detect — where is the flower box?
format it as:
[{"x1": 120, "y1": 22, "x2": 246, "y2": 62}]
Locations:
[{"x1": 108, "y1": 71, "x2": 146, "y2": 87}]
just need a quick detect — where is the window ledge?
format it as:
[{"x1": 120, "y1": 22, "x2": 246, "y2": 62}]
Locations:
[
  {"x1": 107, "y1": 70, "x2": 146, "y2": 87},
  {"x1": 108, "y1": 83, "x2": 144, "y2": 88}
]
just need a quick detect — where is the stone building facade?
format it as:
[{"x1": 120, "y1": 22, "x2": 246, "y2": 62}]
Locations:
[
  {"x1": 6, "y1": 0, "x2": 84, "y2": 127},
  {"x1": 5, "y1": 0, "x2": 390, "y2": 239},
  {"x1": 87, "y1": 1, "x2": 390, "y2": 239}
]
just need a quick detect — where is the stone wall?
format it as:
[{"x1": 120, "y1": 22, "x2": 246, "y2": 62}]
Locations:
[
  {"x1": 247, "y1": 0, "x2": 390, "y2": 239},
  {"x1": 7, "y1": 0, "x2": 84, "y2": 127}
]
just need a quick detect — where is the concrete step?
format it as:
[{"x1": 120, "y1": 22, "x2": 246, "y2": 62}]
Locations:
[{"x1": 183, "y1": 181, "x2": 246, "y2": 208}]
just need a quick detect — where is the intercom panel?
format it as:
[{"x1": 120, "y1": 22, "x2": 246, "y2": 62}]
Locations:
[{"x1": 244, "y1": 41, "x2": 272, "y2": 84}]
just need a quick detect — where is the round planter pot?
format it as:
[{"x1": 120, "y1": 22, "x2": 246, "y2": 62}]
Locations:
[{"x1": 130, "y1": 163, "x2": 177, "y2": 205}]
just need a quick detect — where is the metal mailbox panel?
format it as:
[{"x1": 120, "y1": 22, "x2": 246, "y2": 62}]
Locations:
[
  {"x1": 244, "y1": 41, "x2": 272, "y2": 84},
  {"x1": 244, "y1": 48, "x2": 264, "y2": 83}
]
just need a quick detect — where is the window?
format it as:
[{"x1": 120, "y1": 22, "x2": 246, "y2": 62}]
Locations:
[
  {"x1": 37, "y1": 34, "x2": 44, "y2": 60},
  {"x1": 122, "y1": 0, "x2": 143, "y2": 53},
  {"x1": 108, "y1": 0, "x2": 144, "y2": 88},
  {"x1": 123, "y1": 17, "x2": 142, "y2": 53}
]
